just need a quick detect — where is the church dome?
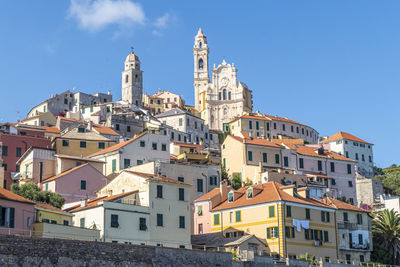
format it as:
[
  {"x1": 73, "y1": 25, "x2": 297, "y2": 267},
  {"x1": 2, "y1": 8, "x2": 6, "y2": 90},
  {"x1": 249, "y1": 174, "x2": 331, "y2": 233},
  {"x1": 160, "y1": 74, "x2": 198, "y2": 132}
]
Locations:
[{"x1": 125, "y1": 52, "x2": 139, "y2": 62}]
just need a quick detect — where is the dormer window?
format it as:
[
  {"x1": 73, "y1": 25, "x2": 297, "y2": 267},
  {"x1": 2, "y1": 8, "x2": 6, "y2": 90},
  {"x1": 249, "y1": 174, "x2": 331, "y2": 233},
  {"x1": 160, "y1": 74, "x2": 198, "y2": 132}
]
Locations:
[
  {"x1": 228, "y1": 191, "x2": 234, "y2": 202},
  {"x1": 247, "y1": 187, "x2": 253, "y2": 199},
  {"x1": 78, "y1": 127, "x2": 85, "y2": 133}
]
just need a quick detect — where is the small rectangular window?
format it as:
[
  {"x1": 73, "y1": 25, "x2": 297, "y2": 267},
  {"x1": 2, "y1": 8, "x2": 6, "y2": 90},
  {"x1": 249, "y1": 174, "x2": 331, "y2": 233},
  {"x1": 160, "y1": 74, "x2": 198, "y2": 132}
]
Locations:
[
  {"x1": 330, "y1": 162, "x2": 335, "y2": 172},
  {"x1": 269, "y1": 206, "x2": 275, "y2": 218},
  {"x1": 157, "y1": 214, "x2": 163, "y2": 226},
  {"x1": 124, "y1": 159, "x2": 131, "y2": 169},
  {"x1": 286, "y1": 206, "x2": 291, "y2": 217},
  {"x1": 152, "y1": 143, "x2": 157, "y2": 150},
  {"x1": 80, "y1": 180, "x2": 86, "y2": 190},
  {"x1": 318, "y1": 160, "x2": 322, "y2": 171},
  {"x1": 283, "y1": 156, "x2": 289, "y2": 167},
  {"x1": 80, "y1": 218, "x2": 85, "y2": 228},
  {"x1": 247, "y1": 150, "x2": 253, "y2": 161},
  {"x1": 157, "y1": 185, "x2": 163, "y2": 198},
  {"x1": 235, "y1": 211, "x2": 241, "y2": 222},
  {"x1": 62, "y1": 140, "x2": 69, "y2": 147},
  {"x1": 98, "y1": 142, "x2": 105, "y2": 149},
  {"x1": 197, "y1": 179, "x2": 203, "y2": 192},
  {"x1": 179, "y1": 216, "x2": 185, "y2": 228},
  {"x1": 80, "y1": 141, "x2": 86, "y2": 148},
  {"x1": 161, "y1": 144, "x2": 167, "y2": 151},
  {"x1": 111, "y1": 214, "x2": 119, "y2": 228},
  {"x1": 299, "y1": 158, "x2": 304, "y2": 169},
  {"x1": 16, "y1": 147, "x2": 22, "y2": 157},
  {"x1": 347, "y1": 164, "x2": 352, "y2": 174},
  {"x1": 214, "y1": 214, "x2": 220, "y2": 225},
  {"x1": 262, "y1": 152, "x2": 267, "y2": 163},
  {"x1": 275, "y1": 154, "x2": 280, "y2": 164},
  {"x1": 140, "y1": 141, "x2": 145, "y2": 147},
  {"x1": 139, "y1": 217, "x2": 147, "y2": 231},
  {"x1": 179, "y1": 188, "x2": 184, "y2": 201},
  {"x1": 305, "y1": 208, "x2": 310, "y2": 219}
]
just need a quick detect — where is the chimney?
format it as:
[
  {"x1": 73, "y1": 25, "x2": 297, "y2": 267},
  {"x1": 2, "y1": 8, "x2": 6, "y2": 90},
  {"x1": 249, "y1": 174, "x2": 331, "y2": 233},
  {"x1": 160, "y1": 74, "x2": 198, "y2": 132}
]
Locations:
[
  {"x1": 220, "y1": 179, "x2": 229, "y2": 200},
  {"x1": 88, "y1": 121, "x2": 93, "y2": 131},
  {"x1": 80, "y1": 199, "x2": 88, "y2": 207},
  {"x1": 317, "y1": 145, "x2": 324, "y2": 155}
]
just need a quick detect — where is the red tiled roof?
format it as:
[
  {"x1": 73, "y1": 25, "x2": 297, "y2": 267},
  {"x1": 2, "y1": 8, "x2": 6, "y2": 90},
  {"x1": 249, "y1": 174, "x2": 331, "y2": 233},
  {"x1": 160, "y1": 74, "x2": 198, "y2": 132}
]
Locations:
[
  {"x1": 93, "y1": 124, "x2": 119, "y2": 136},
  {"x1": 230, "y1": 135, "x2": 281, "y2": 148},
  {"x1": 295, "y1": 145, "x2": 355, "y2": 162},
  {"x1": 173, "y1": 142, "x2": 203, "y2": 150},
  {"x1": 88, "y1": 132, "x2": 147, "y2": 157},
  {"x1": 43, "y1": 127, "x2": 61, "y2": 134},
  {"x1": 212, "y1": 182, "x2": 331, "y2": 211},
  {"x1": 322, "y1": 131, "x2": 372, "y2": 145},
  {"x1": 0, "y1": 188, "x2": 35, "y2": 204},
  {"x1": 42, "y1": 163, "x2": 89, "y2": 183},
  {"x1": 272, "y1": 139, "x2": 304, "y2": 145},
  {"x1": 324, "y1": 197, "x2": 368, "y2": 212},
  {"x1": 195, "y1": 188, "x2": 220, "y2": 202}
]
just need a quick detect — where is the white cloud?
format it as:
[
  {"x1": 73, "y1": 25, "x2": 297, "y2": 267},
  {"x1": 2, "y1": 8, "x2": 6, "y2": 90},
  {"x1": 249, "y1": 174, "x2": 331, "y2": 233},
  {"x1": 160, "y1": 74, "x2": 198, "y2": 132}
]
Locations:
[
  {"x1": 68, "y1": 0, "x2": 146, "y2": 32},
  {"x1": 154, "y1": 13, "x2": 170, "y2": 29}
]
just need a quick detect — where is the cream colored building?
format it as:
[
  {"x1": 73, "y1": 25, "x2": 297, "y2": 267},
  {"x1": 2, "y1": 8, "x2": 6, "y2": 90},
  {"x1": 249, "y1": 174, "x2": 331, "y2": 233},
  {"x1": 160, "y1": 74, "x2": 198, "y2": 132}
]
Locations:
[
  {"x1": 228, "y1": 113, "x2": 319, "y2": 144},
  {"x1": 88, "y1": 132, "x2": 170, "y2": 176},
  {"x1": 68, "y1": 170, "x2": 192, "y2": 248},
  {"x1": 222, "y1": 135, "x2": 283, "y2": 183},
  {"x1": 193, "y1": 28, "x2": 253, "y2": 131},
  {"x1": 153, "y1": 90, "x2": 185, "y2": 111},
  {"x1": 19, "y1": 112, "x2": 57, "y2": 127},
  {"x1": 17, "y1": 147, "x2": 56, "y2": 184}
]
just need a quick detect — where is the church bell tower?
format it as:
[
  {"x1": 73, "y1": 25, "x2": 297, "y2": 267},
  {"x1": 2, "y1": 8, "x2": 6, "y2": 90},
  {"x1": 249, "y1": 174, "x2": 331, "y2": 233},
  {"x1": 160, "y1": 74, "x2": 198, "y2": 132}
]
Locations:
[
  {"x1": 122, "y1": 51, "x2": 143, "y2": 106},
  {"x1": 193, "y1": 28, "x2": 209, "y2": 112}
]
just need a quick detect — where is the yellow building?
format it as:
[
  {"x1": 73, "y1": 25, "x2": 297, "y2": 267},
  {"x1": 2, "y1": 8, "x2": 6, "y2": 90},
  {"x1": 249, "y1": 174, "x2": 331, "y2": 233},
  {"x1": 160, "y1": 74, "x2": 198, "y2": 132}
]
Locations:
[
  {"x1": 52, "y1": 124, "x2": 116, "y2": 157},
  {"x1": 142, "y1": 94, "x2": 164, "y2": 114},
  {"x1": 20, "y1": 112, "x2": 57, "y2": 127},
  {"x1": 196, "y1": 182, "x2": 339, "y2": 261},
  {"x1": 221, "y1": 135, "x2": 283, "y2": 182},
  {"x1": 35, "y1": 202, "x2": 73, "y2": 225}
]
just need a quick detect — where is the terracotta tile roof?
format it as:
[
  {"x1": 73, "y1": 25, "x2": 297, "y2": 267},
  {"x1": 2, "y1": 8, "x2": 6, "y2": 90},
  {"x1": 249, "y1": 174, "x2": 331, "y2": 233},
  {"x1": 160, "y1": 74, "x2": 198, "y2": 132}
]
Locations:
[
  {"x1": 59, "y1": 117, "x2": 82, "y2": 123},
  {"x1": 240, "y1": 131, "x2": 251, "y2": 139},
  {"x1": 272, "y1": 139, "x2": 304, "y2": 145},
  {"x1": 306, "y1": 173, "x2": 331, "y2": 179},
  {"x1": 195, "y1": 188, "x2": 221, "y2": 202},
  {"x1": 67, "y1": 191, "x2": 137, "y2": 212},
  {"x1": 93, "y1": 124, "x2": 119, "y2": 136},
  {"x1": 238, "y1": 114, "x2": 304, "y2": 126},
  {"x1": 230, "y1": 135, "x2": 281, "y2": 148},
  {"x1": 321, "y1": 131, "x2": 372, "y2": 145},
  {"x1": 0, "y1": 188, "x2": 35, "y2": 204},
  {"x1": 41, "y1": 163, "x2": 89, "y2": 183},
  {"x1": 87, "y1": 132, "x2": 147, "y2": 158},
  {"x1": 212, "y1": 182, "x2": 331, "y2": 211},
  {"x1": 323, "y1": 197, "x2": 368, "y2": 212},
  {"x1": 21, "y1": 113, "x2": 45, "y2": 121},
  {"x1": 35, "y1": 202, "x2": 72, "y2": 216},
  {"x1": 43, "y1": 127, "x2": 61, "y2": 134},
  {"x1": 123, "y1": 170, "x2": 192, "y2": 186},
  {"x1": 295, "y1": 145, "x2": 355, "y2": 162}
]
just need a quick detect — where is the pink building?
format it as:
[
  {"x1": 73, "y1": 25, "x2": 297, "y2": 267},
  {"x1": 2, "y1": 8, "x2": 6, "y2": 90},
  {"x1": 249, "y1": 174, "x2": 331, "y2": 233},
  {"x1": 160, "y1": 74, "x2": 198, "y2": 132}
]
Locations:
[
  {"x1": 0, "y1": 132, "x2": 52, "y2": 189},
  {"x1": 0, "y1": 187, "x2": 36, "y2": 236},
  {"x1": 194, "y1": 181, "x2": 232, "y2": 235},
  {"x1": 41, "y1": 163, "x2": 109, "y2": 203}
]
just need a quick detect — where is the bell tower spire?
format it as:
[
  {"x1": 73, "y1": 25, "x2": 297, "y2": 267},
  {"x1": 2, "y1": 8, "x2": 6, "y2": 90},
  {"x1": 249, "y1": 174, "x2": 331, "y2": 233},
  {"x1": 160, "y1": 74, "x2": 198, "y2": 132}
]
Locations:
[
  {"x1": 193, "y1": 28, "x2": 209, "y2": 112},
  {"x1": 122, "y1": 50, "x2": 143, "y2": 106}
]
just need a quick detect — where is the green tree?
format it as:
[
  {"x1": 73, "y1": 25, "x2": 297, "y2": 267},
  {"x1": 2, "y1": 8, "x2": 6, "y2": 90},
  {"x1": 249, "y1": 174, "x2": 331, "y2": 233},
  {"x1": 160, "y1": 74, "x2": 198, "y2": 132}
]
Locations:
[
  {"x1": 11, "y1": 182, "x2": 65, "y2": 208},
  {"x1": 376, "y1": 171, "x2": 400, "y2": 195},
  {"x1": 244, "y1": 179, "x2": 253, "y2": 186},
  {"x1": 372, "y1": 209, "x2": 400, "y2": 264},
  {"x1": 231, "y1": 174, "x2": 242, "y2": 190}
]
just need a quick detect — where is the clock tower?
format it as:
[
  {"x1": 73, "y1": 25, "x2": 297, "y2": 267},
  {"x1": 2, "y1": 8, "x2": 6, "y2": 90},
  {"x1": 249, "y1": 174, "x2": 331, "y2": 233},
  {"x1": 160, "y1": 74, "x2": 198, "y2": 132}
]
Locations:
[
  {"x1": 193, "y1": 28, "x2": 209, "y2": 112},
  {"x1": 122, "y1": 51, "x2": 143, "y2": 106}
]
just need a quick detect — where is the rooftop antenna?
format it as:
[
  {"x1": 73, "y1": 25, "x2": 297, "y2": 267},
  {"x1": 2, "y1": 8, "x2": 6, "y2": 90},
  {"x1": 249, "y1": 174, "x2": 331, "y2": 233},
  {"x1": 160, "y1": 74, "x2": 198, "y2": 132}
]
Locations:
[{"x1": 131, "y1": 46, "x2": 134, "y2": 53}]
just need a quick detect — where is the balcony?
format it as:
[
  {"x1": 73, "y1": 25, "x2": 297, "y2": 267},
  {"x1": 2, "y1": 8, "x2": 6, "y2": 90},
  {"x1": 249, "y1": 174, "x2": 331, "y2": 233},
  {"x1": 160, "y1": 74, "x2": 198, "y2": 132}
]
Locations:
[
  {"x1": 340, "y1": 242, "x2": 371, "y2": 251},
  {"x1": 338, "y1": 221, "x2": 371, "y2": 231}
]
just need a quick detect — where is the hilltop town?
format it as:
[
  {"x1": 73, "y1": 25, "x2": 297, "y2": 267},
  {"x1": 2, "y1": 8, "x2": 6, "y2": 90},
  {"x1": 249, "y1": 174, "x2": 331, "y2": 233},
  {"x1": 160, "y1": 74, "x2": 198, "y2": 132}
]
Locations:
[{"x1": 0, "y1": 28, "x2": 394, "y2": 265}]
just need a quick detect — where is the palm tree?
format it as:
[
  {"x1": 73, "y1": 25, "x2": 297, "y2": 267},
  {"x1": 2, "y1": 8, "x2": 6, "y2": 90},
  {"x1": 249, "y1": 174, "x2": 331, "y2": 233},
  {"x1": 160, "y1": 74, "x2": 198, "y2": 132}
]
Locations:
[{"x1": 372, "y1": 209, "x2": 400, "y2": 265}]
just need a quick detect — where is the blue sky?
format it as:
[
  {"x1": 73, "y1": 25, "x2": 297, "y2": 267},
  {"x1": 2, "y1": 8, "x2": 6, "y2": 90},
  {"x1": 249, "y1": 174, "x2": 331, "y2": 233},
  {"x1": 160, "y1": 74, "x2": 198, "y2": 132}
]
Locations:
[{"x1": 0, "y1": 1, "x2": 398, "y2": 168}]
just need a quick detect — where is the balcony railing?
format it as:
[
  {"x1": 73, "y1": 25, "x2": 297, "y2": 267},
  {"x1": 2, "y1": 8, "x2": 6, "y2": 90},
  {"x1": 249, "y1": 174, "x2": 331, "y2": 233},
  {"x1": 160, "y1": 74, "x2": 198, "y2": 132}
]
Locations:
[{"x1": 338, "y1": 221, "x2": 371, "y2": 231}]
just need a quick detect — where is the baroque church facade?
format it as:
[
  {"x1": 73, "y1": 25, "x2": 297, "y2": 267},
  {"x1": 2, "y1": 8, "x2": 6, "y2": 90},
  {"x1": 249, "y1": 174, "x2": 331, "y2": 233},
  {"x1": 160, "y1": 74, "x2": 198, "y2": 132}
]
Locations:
[{"x1": 193, "y1": 28, "x2": 253, "y2": 131}]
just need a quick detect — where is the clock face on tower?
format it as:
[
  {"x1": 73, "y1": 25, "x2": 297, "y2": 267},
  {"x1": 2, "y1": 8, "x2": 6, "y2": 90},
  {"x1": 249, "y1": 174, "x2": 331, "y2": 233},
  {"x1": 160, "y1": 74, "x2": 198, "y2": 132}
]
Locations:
[{"x1": 220, "y1": 77, "x2": 229, "y2": 87}]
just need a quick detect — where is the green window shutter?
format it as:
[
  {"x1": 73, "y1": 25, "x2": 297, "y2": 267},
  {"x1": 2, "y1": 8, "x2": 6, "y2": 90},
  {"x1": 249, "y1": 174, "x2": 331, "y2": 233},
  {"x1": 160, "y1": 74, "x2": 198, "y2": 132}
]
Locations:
[
  {"x1": 112, "y1": 159, "x2": 117, "y2": 172},
  {"x1": 124, "y1": 159, "x2": 131, "y2": 169},
  {"x1": 9, "y1": 208, "x2": 15, "y2": 228},
  {"x1": 327, "y1": 212, "x2": 330, "y2": 222},
  {"x1": 285, "y1": 226, "x2": 290, "y2": 238},
  {"x1": 324, "y1": 231, "x2": 329, "y2": 242},
  {"x1": 286, "y1": 206, "x2": 291, "y2": 217},
  {"x1": 214, "y1": 214, "x2": 220, "y2": 225},
  {"x1": 275, "y1": 154, "x2": 280, "y2": 164},
  {"x1": 274, "y1": 227, "x2": 279, "y2": 238},
  {"x1": 267, "y1": 228, "x2": 271, "y2": 239},
  {"x1": 305, "y1": 229, "x2": 309, "y2": 240},
  {"x1": 269, "y1": 206, "x2": 275, "y2": 217},
  {"x1": 284, "y1": 156, "x2": 288, "y2": 167},
  {"x1": 292, "y1": 227, "x2": 295, "y2": 238},
  {"x1": 299, "y1": 158, "x2": 304, "y2": 169},
  {"x1": 321, "y1": 211, "x2": 325, "y2": 222},
  {"x1": 235, "y1": 211, "x2": 241, "y2": 222},
  {"x1": 306, "y1": 208, "x2": 310, "y2": 219}
]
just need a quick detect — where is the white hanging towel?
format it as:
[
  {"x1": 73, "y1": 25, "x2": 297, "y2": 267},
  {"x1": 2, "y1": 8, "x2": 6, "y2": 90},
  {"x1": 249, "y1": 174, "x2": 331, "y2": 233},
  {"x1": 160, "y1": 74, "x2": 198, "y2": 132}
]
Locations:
[
  {"x1": 300, "y1": 220, "x2": 309, "y2": 230},
  {"x1": 292, "y1": 219, "x2": 302, "y2": 232}
]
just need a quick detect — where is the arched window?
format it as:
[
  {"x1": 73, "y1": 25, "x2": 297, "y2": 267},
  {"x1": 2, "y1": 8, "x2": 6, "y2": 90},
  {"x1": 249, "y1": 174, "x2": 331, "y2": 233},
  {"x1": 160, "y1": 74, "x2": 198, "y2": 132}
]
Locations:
[
  {"x1": 135, "y1": 74, "x2": 139, "y2": 82},
  {"x1": 199, "y1": 59, "x2": 204, "y2": 70},
  {"x1": 199, "y1": 42, "x2": 202, "y2": 48},
  {"x1": 218, "y1": 92, "x2": 222, "y2": 100},
  {"x1": 223, "y1": 89, "x2": 227, "y2": 100},
  {"x1": 228, "y1": 92, "x2": 231, "y2": 100},
  {"x1": 125, "y1": 75, "x2": 129, "y2": 83}
]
